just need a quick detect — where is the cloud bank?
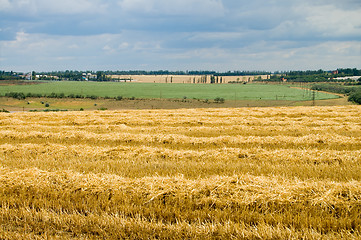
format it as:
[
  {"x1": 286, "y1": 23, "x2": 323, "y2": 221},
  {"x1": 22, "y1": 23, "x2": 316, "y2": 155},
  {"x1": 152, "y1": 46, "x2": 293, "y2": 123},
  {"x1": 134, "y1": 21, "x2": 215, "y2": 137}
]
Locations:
[{"x1": 0, "y1": 0, "x2": 360, "y2": 71}]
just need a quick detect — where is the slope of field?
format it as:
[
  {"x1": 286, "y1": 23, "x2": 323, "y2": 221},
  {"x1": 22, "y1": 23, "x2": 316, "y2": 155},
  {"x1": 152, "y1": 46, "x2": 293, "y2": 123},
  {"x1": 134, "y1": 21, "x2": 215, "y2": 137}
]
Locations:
[
  {"x1": 1, "y1": 106, "x2": 360, "y2": 239},
  {"x1": 0, "y1": 81, "x2": 339, "y2": 101}
]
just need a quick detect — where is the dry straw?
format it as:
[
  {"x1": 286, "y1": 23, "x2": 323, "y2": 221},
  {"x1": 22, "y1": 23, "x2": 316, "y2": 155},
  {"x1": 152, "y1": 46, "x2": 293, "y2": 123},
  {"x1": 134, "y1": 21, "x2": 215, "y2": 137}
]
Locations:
[{"x1": 0, "y1": 106, "x2": 360, "y2": 239}]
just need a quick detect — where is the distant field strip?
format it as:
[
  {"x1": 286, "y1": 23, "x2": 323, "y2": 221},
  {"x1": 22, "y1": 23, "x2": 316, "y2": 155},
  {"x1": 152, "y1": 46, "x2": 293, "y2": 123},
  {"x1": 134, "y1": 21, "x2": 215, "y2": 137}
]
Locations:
[
  {"x1": 0, "y1": 81, "x2": 339, "y2": 100},
  {"x1": 0, "y1": 106, "x2": 360, "y2": 239}
]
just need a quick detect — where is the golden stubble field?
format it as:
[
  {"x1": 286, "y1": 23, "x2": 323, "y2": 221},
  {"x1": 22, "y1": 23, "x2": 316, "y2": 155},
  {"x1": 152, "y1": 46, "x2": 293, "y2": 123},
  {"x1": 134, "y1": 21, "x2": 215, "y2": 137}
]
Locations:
[{"x1": 0, "y1": 106, "x2": 360, "y2": 239}]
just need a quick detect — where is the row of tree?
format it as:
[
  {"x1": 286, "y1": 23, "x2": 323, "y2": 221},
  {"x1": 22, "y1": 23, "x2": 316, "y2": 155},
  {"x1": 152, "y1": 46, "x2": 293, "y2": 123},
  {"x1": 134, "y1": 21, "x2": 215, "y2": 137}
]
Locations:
[
  {"x1": 2, "y1": 68, "x2": 361, "y2": 82},
  {"x1": 266, "y1": 68, "x2": 361, "y2": 83},
  {"x1": 0, "y1": 71, "x2": 22, "y2": 80},
  {"x1": 273, "y1": 68, "x2": 361, "y2": 76}
]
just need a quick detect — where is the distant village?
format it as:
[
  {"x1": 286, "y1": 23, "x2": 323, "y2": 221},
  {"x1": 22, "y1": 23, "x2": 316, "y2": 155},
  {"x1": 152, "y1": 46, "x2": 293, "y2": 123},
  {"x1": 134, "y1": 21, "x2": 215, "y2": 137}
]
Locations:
[{"x1": 1, "y1": 69, "x2": 360, "y2": 83}]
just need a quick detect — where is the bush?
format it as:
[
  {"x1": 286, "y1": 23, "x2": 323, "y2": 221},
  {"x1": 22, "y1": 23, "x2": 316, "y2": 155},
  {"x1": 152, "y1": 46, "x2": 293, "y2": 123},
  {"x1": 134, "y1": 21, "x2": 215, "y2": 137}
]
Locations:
[
  {"x1": 30, "y1": 93, "x2": 43, "y2": 98},
  {"x1": 5, "y1": 92, "x2": 26, "y2": 100},
  {"x1": 43, "y1": 109, "x2": 68, "y2": 112},
  {"x1": 311, "y1": 84, "x2": 354, "y2": 95},
  {"x1": 45, "y1": 103, "x2": 50, "y2": 107},
  {"x1": 87, "y1": 95, "x2": 98, "y2": 99},
  {"x1": 47, "y1": 92, "x2": 59, "y2": 98},
  {"x1": 348, "y1": 91, "x2": 361, "y2": 104},
  {"x1": 45, "y1": 92, "x2": 65, "y2": 98},
  {"x1": 116, "y1": 96, "x2": 123, "y2": 101},
  {"x1": 0, "y1": 108, "x2": 10, "y2": 113},
  {"x1": 214, "y1": 97, "x2": 225, "y2": 103}
]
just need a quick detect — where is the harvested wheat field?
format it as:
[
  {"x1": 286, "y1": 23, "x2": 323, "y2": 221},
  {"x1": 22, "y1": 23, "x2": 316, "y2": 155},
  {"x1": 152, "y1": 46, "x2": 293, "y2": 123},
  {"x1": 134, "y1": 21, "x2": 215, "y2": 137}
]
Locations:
[{"x1": 0, "y1": 106, "x2": 361, "y2": 239}]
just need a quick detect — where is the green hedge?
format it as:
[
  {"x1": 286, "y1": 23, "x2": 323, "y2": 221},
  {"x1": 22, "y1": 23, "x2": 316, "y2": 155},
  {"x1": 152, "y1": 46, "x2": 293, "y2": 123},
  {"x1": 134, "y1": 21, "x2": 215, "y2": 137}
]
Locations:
[{"x1": 348, "y1": 91, "x2": 361, "y2": 104}]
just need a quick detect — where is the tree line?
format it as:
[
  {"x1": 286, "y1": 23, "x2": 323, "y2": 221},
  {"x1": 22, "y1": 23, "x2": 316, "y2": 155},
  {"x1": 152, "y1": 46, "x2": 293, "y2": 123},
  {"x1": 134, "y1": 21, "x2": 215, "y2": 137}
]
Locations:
[
  {"x1": 2, "y1": 68, "x2": 360, "y2": 82},
  {"x1": 0, "y1": 71, "x2": 22, "y2": 80}
]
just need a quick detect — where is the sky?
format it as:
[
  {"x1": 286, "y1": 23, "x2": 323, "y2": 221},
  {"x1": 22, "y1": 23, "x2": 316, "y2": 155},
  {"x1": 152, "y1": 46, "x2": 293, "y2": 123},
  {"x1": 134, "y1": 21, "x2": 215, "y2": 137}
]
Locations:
[{"x1": 0, "y1": 0, "x2": 360, "y2": 72}]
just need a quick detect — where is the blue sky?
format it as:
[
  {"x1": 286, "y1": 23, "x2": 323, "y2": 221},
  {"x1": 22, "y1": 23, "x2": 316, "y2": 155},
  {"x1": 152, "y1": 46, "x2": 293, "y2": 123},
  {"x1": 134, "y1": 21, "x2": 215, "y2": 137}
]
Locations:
[{"x1": 0, "y1": 0, "x2": 360, "y2": 72}]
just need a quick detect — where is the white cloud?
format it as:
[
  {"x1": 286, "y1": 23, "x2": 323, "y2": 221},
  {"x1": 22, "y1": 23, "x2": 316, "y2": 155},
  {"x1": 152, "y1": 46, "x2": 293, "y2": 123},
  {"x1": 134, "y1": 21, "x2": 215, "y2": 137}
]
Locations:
[
  {"x1": 0, "y1": 0, "x2": 11, "y2": 10},
  {"x1": 1, "y1": 0, "x2": 361, "y2": 71},
  {"x1": 304, "y1": 5, "x2": 361, "y2": 38},
  {"x1": 189, "y1": 32, "x2": 243, "y2": 41},
  {"x1": 119, "y1": 0, "x2": 225, "y2": 16},
  {"x1": 0, "y1": 0, "x2": 107, "y2": 15},
  {"x1": 118, "y1": 42, "x2": 129, "y2": 49}
]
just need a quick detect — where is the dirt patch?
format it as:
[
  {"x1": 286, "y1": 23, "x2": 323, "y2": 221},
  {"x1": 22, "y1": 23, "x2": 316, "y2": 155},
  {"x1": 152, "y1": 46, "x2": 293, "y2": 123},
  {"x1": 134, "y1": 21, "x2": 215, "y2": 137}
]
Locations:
[{"x1": 0, "y1": 80, "x2": 44, "y2": 86}]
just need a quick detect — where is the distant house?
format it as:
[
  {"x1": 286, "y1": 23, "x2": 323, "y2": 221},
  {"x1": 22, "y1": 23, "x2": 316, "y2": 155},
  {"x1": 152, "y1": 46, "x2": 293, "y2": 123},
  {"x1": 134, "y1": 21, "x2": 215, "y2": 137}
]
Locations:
[
  {"x1": 25, "y1": 73, "x2": 32, "y2": 80},
  {"x1": 82, "y1": 73, "x2": 97, "y2": 81},
  {"x1": 281, "y1": 77, "x2": 287, "y2": 82},
  {"x1": 87, "y1": 73, "x2": 97, "y2": 80}
]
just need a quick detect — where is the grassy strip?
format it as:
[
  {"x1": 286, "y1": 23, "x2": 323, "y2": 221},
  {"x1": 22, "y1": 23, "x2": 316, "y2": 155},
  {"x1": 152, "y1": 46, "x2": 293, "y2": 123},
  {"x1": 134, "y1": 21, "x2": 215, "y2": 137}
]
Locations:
[
  {"x1": 311, "y1": 83, "x2": 361, "y2": 104},
  {"x1": 0, "y1": 82, "x2": 339, "y2": 101}
]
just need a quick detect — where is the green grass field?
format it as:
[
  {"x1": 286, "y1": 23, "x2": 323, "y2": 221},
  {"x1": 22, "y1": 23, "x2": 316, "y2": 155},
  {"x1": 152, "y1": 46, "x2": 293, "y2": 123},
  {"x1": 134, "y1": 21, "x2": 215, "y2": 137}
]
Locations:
[{"x1": 0, "y1": 81, "x2": 339, "y2": 101}]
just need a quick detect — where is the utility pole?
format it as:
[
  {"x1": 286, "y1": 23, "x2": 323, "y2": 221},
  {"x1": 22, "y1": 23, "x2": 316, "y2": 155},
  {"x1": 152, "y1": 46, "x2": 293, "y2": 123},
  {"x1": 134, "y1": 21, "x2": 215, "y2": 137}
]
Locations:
[{"x1": 312, "y1": 91, "x2": 316, "y2": 106}]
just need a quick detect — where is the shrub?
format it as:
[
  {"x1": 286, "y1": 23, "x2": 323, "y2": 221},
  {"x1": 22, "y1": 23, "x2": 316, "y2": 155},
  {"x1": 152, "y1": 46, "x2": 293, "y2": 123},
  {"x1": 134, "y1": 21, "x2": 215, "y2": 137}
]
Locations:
[
  {"x1": 5, "y1": 92, "x2": 26, "y2": 100},
  {"x1": 43, "y1": 109, "x2": 67, "y2": 112},
  {"x1": 311, "y1": 84, "x2": 354, "y2": 95},
  {"x1": 116, "y1": 96, "x2": 123, "y2": 101},
  {"x1": 32, "y1": 93, "x2": 43, "y2": 98},
  {"x1": 45, "y1": 103, "x2": 50, "y2": 107},
  {"x1": 48, "y1": 92, "x2": 57, "y2": 98},
  {"x1": 87, "y1": 95, "x2": 98, "y2": 100},
  {"x1": 348, "y1": 91, "x2": 361, "y2": 104},
  {"x1": 214, "y1": 97, "x2": 225, "y2": 103}
]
